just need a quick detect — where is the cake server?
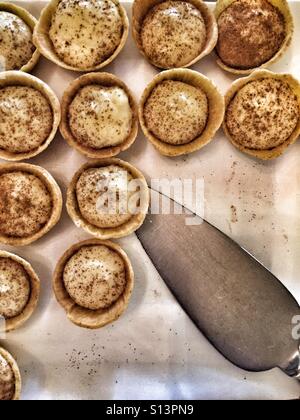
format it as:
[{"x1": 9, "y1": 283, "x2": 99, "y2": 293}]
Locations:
[{"x1": 136, "y1": 189, "x2": 300, "y2": 379}]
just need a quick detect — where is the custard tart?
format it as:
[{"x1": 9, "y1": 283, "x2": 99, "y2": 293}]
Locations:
[
  {"x1": 0, "y1": 163, "x2": 63, "y2": 246},
  {"x1": 224, "y1": 70, "x2": 300, "y2": 160},
  {"x1": 215, "y1": 0, "x2": 294, "y2": 74},
  {"x1": 0, "y1": 71, "x2": 61, "y2": 161},
  {"x1": 67, "y1": 159, "x2": 149, "y2": 239},
  {"x1": 53, "y1": 239, "x2": 134, "y2": 329},
  {"x1": 0, "y1": 347, "x2": 21, "y2": 400},
  {"x1": 0, "y1": 251, "x2": 40, "y2": 333},
  {"x1": 60, "y1": 73, "x2": 138, "y2": 159},
  {"x1": 33, "y1": 0, "x2": 129, "y2": 72},
  {"x1": 0, "y1": 2, "x2": 40, "y2": 72},
  {"x1": 133, "y1": 0, "x2": 218, "y2": 69},
  {"x1": 139, "y1": 69, "x2": 225, "y2": 156}
]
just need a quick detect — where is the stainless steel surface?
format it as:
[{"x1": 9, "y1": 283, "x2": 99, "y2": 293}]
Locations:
[{"x1": 137, "y1": 190, "x2": 300, "y2": 376}]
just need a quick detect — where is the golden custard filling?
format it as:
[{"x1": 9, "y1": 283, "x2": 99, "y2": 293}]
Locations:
[
  {"x1": 0, "y1": 354, "x2": 15, "y2": 401},
  {"x1": 216, "y1": 0, "x2": 286, "y2": 69},
  {"x1": 226, "y1": 78, "x2": 300, "y2": 150},
  {"x1": 0, "y1": 86, "x2": 53, "y2": 154},
  {"x1": 144, "y1": 80, "x2": 208, "y2": 145},
  {"x1": 141, "y1": 1, "x2": 207, "y2": 68},
  {"x1": 0, "y1": 11, "x2": 35, "y2": 71},
  {"x1": 69, "y1": 85, "x2": 132, "y2": 149},
  {"x1": 76, "y1": 165, "x2": 135, "y2": 229},
  {"x1": 49, "y1": 0, "x2": 123, "y2": 69},
  {"x1": 0, "y1": 257, "x2": 30, "y2": 319},
  {"x1": 63, "y1": 245, "x2": 126, "y2": 310},
  {"x1": 0, "y1": 171, "x2": 52, "y2": 238}
]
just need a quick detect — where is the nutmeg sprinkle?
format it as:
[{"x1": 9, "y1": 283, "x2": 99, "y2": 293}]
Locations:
[
  {"x1": 0, "y1": 354, "x2": 15, "y2": 401},
  {"x1": 216, "y1": 0, "x2": 286, "y2": 70},
  {"x1": 0, "y1": 86, "x2": 53, "y2": 154},
  {"x1": 0, "y1": 171, "x2": 52, "y2": 238},
  {"x1": 0, "y1": 257, "x2": 30, "y2": 319},
  {"x1": 49, "y1": 0, "x2": 123, "y2": 69},
  {"x1": 76, "y1": 165, "x2": 135, "y2": 229},
  {"x1": 69, "y1": 85, "x2": 132, "y2": 149},
  {"x1": 0, "y1": 11, "x2": 35, "y2": 71},
  {"x1": 141, "y1": 1, "x2": 207, "y2": 68},
  {"x1": 226, "y1": 78, "x2": 300, "y2": 150},
  {"x1": 63, "y1": 245, "x2": 126, "y2": 310},
  {"x1": 144, "y1": 80, "x2": 208, "y2": 145}
]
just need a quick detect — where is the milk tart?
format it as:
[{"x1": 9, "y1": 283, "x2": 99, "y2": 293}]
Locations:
[
  {"x1": 0, "y1": 2, "x2": 40, "y2": 72},
  {"x1": 0, "y1": 163, "x2": 62, "y2": 246},
  {"x1": 33, "y1": 0, "x2": 129, "y2": 72},
  {"x1": 133, "y1": 0, "x2": 218, "y2": 69},
  {"x1": 0, "y1": 71, "x2": 61, "y2": 161},
  {"x1": 60, "y1": 73, "x2": 138, "y2": 159},
  {"x1": 53, "y1": 239, "x2": 134, "y2": 329},
  {"x1": 67, "y1": 159, "x2": 149, "y2": 239},
  {"x1": 224, "y1": 70, "x2": 300, "y2": 159},
  {"x1": 0, "y1": 347, "x2": 21, "y2": 400},
  {"x1": 215, "y1": 0, "x2": 294, "y2": 74},
  {"x1": 0, "y1": 251, "x2": 40, "y2": 333},
  {"x1": 139, "y1": 69, "x2": 225, "y2": 156}
]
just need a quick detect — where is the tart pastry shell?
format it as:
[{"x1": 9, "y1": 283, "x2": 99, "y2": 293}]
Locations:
[
  {"x1": 66, "y1": 158, "x2": 149, "y2": 239},
  {"x1": 139, "y1": 68, "x2": 225, "y2": 156},
  {"x1": 0, "y1": 71, "x2": 61, "y2": 161},
  {"x1": 214, "y1": 0, "x2": 294, "y2": 75},
  {"x1": 223, "y1": 69, "x2": 300, "y2": 160},
  {"x1": 53, "y1": 239, "x2": 134, "y2": 329},
  {"x1": 0, "y1": 163, "x2": 63, "y2": 246},
  {"x1": 60, "y1": 72, "x2": 138, "y2": 159},
  {"x1": 132, "y1": 0, "x2": 218, "y2": 69},
  {"x1": 33, "y1": 0, "x2": 129, "y2": 72},
  {"x1": 0, "y1": 347, "x2": 21, "y2": 400},
  {"x1": 0, "y1": 251, "x2": 40, "y2": 333},
  {"x1": 0, "y1": 2, "x2": 40, "y2": 73}
]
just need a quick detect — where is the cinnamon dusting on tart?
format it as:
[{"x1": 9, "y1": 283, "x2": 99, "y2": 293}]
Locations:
[
  {"x1": 0, "y1": 171, "x2": 52, "y2": 238},
  {"x1": 0, "y1": 86, "x2": 53, "y2": 154},
  {"x1": 141, "y1": 0, "x2": 207, "y2": 68},
  {"x1": 0, "y1": 257, "x2": 30, "y2": 319},
  {"x1": 226, "y1": 78, "x2": 299, "y2": 150},
  {"x1": 216, "y1": 0, "x2": 286, "y2": 69},
  {"x1": 144, "y1": 80, "x2": 208, "y2": 145},
  {"x1": 49, "y1": 0, "x2": 123, "y2": 69},
  {"x1": 63, "y1": 245, "x2": 126, "y2": 310},
  {"x1": 0, "y1": 11, "x2": 35, "y2": 71}
]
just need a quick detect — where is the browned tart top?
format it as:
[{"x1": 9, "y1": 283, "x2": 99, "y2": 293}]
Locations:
[
  {"x1": 63, "y1": 244, "x2": 127, "y2": 310},
  {"x1": 75, "y1": 164, "x2": 135, "y2": 228},
  {"x1": 144, "y1": 80, "x2": 208, "y2": 145},
  {"x1": 49, "y1": 0, "x2": 124, "y2": 69},
  {"x1": 0, "y1": 11, "x2": 35, "y2": 71},
  {"x1": 0, "y1": 257, "x2": 30, "y2": 319},
  {"x1": 68, "y1": 85, "x2": 133, "y2": 149},
  {"x1": 226, "y1": 78, "x2": 299, "y2": 150},
  {"x1": 0, "y1": 86, "x2": 53, "y2": 154},
  {"x1": 0, "y1": 353, "x2": 15, "y2": 401},
  {"x1": 216, "y1": 0, "x2": 286, "y2": 69},
  {"x1": 141, "y1": 0, "x2": 207, "y2": 68},
  {"x1": 0, "y1": 171, "x2": 52, "y2": 238}
]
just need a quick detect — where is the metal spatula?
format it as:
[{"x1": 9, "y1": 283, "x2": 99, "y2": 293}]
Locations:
[{"x1": 136, "y1": 190, "x2": 300, "y2": 379}]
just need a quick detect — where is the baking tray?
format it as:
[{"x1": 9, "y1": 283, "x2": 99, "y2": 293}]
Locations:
[{"x1": 1, "y1": 0, "x2": 300, "y2": 400}]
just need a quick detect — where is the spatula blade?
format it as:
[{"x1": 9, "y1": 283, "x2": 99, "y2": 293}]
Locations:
[{"x1": 136, "y1": 190, "x2": 300, "y2": 377}]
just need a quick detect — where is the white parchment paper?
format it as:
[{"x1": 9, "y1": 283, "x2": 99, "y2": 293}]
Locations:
[{"x1": 0, "y1": 0, "x2": 299, "y2": 400}]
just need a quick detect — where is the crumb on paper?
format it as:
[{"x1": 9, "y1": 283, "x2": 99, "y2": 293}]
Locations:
[
  {"x1": 230, "y1": 205, "x2": 238, "y2": 223},
  {"x1": 226, "y1": 161, "x2": 238, "y2": 184}
]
